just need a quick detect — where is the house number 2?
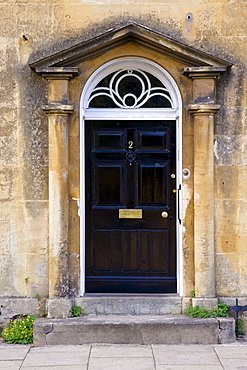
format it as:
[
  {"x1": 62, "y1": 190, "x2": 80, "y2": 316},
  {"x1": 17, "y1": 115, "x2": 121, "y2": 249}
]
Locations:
[{"x1": 128, "y1": 141, "x2": 134, "y2": 149}]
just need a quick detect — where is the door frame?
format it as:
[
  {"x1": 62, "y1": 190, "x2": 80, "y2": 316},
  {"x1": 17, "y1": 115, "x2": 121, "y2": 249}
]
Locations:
[{"x1": 79, "y1": 57, "x2": 183, "y2": 296}]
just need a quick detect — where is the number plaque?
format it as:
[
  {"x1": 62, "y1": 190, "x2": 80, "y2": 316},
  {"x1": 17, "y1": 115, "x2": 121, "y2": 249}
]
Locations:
[{"x1": 119, "y1": 209, "x2": 142, "y2": 219}]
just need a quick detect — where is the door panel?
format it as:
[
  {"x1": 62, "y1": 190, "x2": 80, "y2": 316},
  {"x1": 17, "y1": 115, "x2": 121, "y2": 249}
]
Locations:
[
  {"x1": 85, "y1": 120, "x2": 176, "y2": 293},
  {"x1": 139, "y1": 163, "x2": 168, "y2": 205},
  {"x1": 94, "y1": 163, "x2": 125, "y2": 206}
]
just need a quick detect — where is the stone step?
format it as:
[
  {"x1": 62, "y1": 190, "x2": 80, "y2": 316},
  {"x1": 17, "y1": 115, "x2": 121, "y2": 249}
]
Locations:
[
  {"x1": 33, "y1": 315, "x2": 236, "y2": 346},
  {"x1": 74, "y1": 294, "x2": 182, "y2": 315}
]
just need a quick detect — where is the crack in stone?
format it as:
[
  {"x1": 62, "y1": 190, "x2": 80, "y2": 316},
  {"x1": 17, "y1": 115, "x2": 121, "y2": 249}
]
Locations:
[
  {"x1": 139, "y1": 325, "x2": 145, "y2": 345},
  {"x1": 216, "y1": 317, "x2": 236, "y2": 344},
  {"x1": 217, "y1": 318, "x2": 223, "y2": 344},
  {"x1": 44, "y1": 322, "x2": 54, "y2": 345}
]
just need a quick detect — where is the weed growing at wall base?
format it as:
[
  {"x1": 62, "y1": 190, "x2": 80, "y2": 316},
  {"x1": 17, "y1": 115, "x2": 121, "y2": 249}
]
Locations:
[
  {"x1": 3, "y1": 315, "x2": 35, "y2": 344},
  {"x1": 71, "y1": 306, "x2": 84, "y2": 317},
  {"x1": 184, "y1": 300, "x2": 229, "y2": 318}
]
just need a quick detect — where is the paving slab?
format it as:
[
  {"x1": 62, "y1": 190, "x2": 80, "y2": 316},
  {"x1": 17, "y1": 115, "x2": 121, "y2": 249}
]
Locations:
[
  {"x1": 153, "y1": 352, "x2": 220, "y2": 366},
  {"x1": 88, "y1": 357, "x2": 155, "y2": 370},
  {"x1": 0, "y1": 344, "x2": 31, "y2": 360},
  {"x1": 153, "y1": 344, "x2": 217, "y2": 352},
  {"x1": 21, "y1": 366, "x2": 87, "y2": 370},
  {"x1": 218, "y1": 358, "x2": 247, "y2": 370},
  {"x1": 21, "y1": 347, "x2": 90, "y2": 367},
  {"x1": 214, "y1": 344, "x2": 247, "y2": 358},
  {"x1": 30, "y1": 344, "x2": 91, "y2": 354},
  {"x1": 2, "y1": 342, "x2": 247, "y2": 369},
  {"x1": 0, "y1": 361, "x2": 23, "y2": 370},
  {"x1": 156, "y1": 366, "x2": 224, "y2": 370},
  {"x1": 90, "y1": 343, "x2": 153, "y2": 357},
  {"x1": 152, "y1": 345, "x2": 219, "y2": 365}
]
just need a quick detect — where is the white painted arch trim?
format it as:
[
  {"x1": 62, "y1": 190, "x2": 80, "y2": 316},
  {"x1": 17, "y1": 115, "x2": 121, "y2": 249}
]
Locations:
[
  {"x1": 80, "y1": 57, "x2": 183, "y2": 296},
  {"x1": 81, "y1": 58, "x2": 182, "y2": 113}
]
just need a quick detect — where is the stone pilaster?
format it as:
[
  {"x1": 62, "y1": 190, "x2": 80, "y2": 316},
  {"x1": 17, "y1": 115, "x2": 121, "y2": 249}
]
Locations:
[
  {"x1": 189, "y1": 105, "x2": 219, "y2": 307},
  {"x1": 40, "y1": 68, "x2": 79, "y2": 298},
  {"x1": 182, "y1": 67, "x2": 227, "y2": 308}
]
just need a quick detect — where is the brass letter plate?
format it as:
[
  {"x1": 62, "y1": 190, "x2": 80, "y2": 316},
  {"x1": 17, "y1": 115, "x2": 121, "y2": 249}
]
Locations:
[{"x1": 119, "y1": 209, "x2": 142, "y2": 219}]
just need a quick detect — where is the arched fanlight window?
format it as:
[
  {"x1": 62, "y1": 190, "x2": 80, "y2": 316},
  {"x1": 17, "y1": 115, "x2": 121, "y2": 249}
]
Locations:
[{"x1": 87, "y1": 69, "x2": 174, "y2": 109}]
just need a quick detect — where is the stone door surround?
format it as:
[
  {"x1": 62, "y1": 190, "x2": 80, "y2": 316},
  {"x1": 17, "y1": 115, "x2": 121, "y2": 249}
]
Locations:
[{"x1": 30, "y1": 23, "x2": 232, "y2": 307}]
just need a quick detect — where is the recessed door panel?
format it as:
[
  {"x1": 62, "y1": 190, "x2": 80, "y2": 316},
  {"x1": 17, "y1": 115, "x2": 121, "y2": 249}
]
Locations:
[
  {"x1": 138, "y1": 162, "x2": 168, "y2": 206},
  {"x1": 93, "y1": 163, "x2": 125, "y2": 206}
]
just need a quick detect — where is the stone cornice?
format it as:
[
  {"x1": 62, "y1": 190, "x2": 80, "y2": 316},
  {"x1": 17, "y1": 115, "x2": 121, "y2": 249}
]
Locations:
[
  {"x1": 42, "y1": 104, "x2": 74, "y2": 114},
  {"x1": 34, "y1": 67, "x2": 80, "y2": 80},
  {"x1": 188, "y1": 104, "x2": 221, "y2": 115},
  {"x1": 182, "y1": 66, "x2": 228, "y2": 79},
  {"x1": 29, "y1": 23, "x2": 232, "y2": 70}
]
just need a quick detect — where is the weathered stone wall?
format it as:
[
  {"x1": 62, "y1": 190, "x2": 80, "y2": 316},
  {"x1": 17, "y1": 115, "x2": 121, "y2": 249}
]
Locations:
[
  {"x1": 1, "y1": 0, "x2": 247, "y2": 300},
  {"x1": 214, "y1": 6, "x2": 247, "y2": 297}
]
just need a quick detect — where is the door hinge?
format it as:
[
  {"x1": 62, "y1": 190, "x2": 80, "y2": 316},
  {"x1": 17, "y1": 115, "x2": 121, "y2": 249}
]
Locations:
[{"x1": 72, "y1": 197, "x2": 81, "y2": 216}]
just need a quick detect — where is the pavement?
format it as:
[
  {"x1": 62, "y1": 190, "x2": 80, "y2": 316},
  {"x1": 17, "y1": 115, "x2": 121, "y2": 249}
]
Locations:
[{"x1": 1, "y1": 342, "x2": 247, "y2": 370}]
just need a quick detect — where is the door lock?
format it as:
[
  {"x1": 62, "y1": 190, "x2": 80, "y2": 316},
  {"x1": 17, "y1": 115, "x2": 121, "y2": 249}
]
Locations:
[{"x1": 161, "y1": 211, "x2": 169, "y2": 219}]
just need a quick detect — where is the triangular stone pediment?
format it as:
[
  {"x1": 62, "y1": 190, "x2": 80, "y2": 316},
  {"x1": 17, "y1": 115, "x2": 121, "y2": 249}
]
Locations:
[{"x1": 30, "y1": 22, "x2": 232, "y2": 73}]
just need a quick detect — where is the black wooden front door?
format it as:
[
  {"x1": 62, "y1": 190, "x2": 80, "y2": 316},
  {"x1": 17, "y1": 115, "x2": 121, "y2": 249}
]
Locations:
[{"x1": 85, "y1": 120, "x2": 177, "y2": 293}]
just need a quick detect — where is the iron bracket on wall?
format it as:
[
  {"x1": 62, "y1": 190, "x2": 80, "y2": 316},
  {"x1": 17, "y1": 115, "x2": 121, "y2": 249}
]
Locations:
[{"x1": 229, "y1": 298, "x2": 247, "y2": 337}]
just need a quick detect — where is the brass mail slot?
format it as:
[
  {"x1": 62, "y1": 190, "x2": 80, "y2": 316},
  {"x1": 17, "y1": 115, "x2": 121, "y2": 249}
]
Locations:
[{"x1": 119, "y1": 209, "x2": 142, "y2": 219}]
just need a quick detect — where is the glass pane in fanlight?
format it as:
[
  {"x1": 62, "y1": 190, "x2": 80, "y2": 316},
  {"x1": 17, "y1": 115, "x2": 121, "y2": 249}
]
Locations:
[{"x1": 88, "y1": 69, "x2": 172, "y2": 108}]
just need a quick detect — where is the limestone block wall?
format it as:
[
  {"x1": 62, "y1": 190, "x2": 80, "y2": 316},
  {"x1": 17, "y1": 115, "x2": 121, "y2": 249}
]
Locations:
[
  {"x1": 0, "y1": 0, "x2": 247, "y2": 299},
  {"x1": 214, "y1": 5, "x2": 247, "y2": 297}
]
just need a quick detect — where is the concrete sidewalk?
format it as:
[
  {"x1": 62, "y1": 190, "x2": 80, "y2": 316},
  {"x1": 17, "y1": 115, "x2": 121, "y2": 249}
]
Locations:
[{"x1": 1, "y1": 343, "x2": 247, "y2": 370}]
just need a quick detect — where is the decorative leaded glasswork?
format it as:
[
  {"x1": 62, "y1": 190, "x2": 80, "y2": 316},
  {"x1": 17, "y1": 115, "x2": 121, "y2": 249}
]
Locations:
[{"x1": 88, "y1": 69, "x2": 173, "y2": 109}]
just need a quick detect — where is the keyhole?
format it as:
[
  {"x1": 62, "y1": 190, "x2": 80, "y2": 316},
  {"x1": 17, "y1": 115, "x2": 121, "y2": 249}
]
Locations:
[{"x1": 128, "y1": 140, "x2": 134, "y2": 149}]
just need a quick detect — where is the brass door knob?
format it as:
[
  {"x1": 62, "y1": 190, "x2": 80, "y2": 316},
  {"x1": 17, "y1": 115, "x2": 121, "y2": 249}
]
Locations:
[{"x1": 161, "y1": 211, "x2": 168, "y2": 218}]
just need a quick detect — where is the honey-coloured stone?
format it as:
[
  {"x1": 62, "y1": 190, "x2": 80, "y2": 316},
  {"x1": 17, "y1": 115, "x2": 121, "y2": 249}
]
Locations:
[{"x1": 0, "y1": 0, "x2": 247, "y2": 316}]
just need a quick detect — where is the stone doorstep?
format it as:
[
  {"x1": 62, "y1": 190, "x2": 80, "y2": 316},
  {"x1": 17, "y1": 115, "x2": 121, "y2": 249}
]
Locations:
[
  {"x1": 0, "y1": 296, "x2": 183, "y2": 322},
  {"x1": 46, "y1": 295, "x2": 184, "y2": 318},
  {"x1": 33, "y1": 315, "x2": 236, "y2": 346},
  {"x1": 74, "y1": 295, "x2": 183, "y2": 316}
]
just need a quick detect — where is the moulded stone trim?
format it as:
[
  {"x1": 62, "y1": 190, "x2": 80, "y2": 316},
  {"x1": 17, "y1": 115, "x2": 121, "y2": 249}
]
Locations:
[
  {"x1": 42, "y1": 104, "x2": 74, "y2": 115},
  {"x1": 29, "y1": 23, "x2": 232, "y2": 71},
  {"x1": 188, "y1": 104, "x2": 221, "y2": 115},
  {"x1": 182, "y1": 66, "x2": 229, "y2": 78},
  {"x1": 34, "y1": 67, "x2": 80, "y2": 78}
]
